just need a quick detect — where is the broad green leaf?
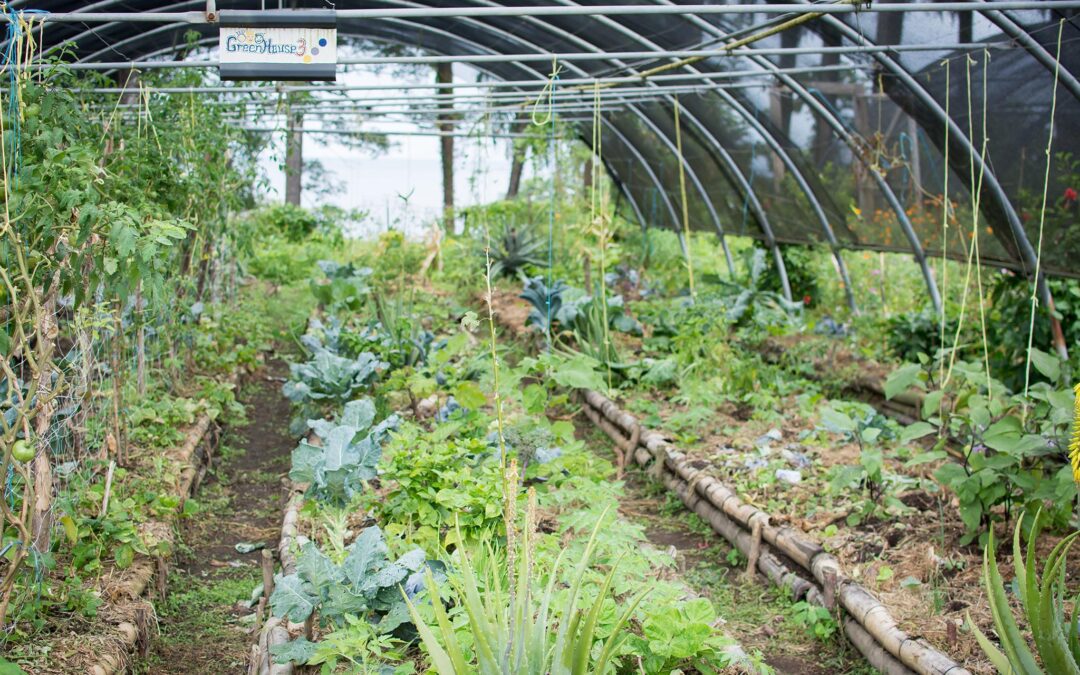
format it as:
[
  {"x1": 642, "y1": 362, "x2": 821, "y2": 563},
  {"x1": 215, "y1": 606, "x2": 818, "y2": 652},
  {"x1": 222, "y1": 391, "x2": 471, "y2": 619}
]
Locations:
[
  {"x1": 885, "y1": 363, "x2": 925, "y2": 400},
  {"x1": 453, "y1": 381, "x2": 487, "y2": 410},
  {"x1": 114, "y1": 544, "x2": 134, "y2": 569},
  {"x1": 922, "y1": 389, "x2": 946, "y2": 418},
  {"x1": 1029, "y1": 347, "x2": 1061, "y2": 382},
  {"x1": 341, "y1": 398, "x2": 376, "y2": 432},
  {"x1": 297, "y1": 541, "x2": 341, "y2": 590},
  {"x1": 549, "y1": 353, "x2": 606, "y2": 391},
  {"x1": 900, "y1": 421, "x2": 937, "y2": 445},
  {"x1": 343, "y1": 526, "x2": 389, "y2": 589},
  {"x1": 270, "y1": 637, "x2": 318, "y2": 665},
  {"x1": 269, "y1": 573, "x2": 317, "y2": 623},
  {"x1": 819, "y1": 407, "x2": 856, "y2": 434}
]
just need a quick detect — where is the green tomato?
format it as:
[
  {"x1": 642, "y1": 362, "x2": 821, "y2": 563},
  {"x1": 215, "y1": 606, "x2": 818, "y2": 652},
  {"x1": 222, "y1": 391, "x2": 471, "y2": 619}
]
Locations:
[{"x1": 11, "y1": 439, "x2": 34, "y2": 463}]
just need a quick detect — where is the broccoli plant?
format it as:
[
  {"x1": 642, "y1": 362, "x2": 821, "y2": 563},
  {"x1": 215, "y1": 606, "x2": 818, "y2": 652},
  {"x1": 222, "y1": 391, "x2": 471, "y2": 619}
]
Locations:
[
  {"x1": 283, "y1": 349, "x2": 386, "y2": 407},
  {"x1": 269, "y1": 526, "x2": 443, "y2": 666},
  {"x1": 290, "y1": 399, "x2": 399, "y2": 506}
]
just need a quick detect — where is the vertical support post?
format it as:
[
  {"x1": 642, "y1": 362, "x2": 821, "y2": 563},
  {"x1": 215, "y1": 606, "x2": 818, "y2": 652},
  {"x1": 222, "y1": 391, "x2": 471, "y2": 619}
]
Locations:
[
  {"x1": 436, "y1": 62, "x2": 455, "y2": 230},
  {"x1": 284, "y1": 102, "x2": 303, "y2": 206}
]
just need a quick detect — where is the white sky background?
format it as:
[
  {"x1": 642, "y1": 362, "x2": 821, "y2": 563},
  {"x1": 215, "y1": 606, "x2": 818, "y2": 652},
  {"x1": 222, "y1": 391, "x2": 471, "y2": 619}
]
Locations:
[{"x1": 258, "y1": 60, "x2": 527, "y2": 239}]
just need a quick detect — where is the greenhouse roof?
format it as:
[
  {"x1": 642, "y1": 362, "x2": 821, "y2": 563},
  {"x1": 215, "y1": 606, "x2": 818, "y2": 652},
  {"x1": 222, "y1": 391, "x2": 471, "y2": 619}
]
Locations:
[{"x1": 5, "y1": 1, "x2": 1080, "y2": 308}]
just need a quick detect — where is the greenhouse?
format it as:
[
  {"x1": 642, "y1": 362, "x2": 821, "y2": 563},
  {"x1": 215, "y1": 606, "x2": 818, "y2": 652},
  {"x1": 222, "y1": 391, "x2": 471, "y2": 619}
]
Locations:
[{"x1": 1, "y1": 1, "x2": 1079, "y2": 673}]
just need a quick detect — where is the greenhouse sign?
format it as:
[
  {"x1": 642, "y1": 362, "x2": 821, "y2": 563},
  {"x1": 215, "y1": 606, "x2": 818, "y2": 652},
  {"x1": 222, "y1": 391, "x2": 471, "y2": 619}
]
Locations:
[{"x1": 218, "y1": 10, "x2": 337, "y2": 82}]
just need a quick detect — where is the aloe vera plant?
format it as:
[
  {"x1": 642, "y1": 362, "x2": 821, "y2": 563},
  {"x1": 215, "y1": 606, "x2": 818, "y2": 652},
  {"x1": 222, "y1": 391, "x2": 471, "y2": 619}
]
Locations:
[
  {"x1": 404, "y1": 510, "x2": 647, "y2": 675},
  {"x1": 970, "y1": 510, "x2": 1080, "y2": 675}
]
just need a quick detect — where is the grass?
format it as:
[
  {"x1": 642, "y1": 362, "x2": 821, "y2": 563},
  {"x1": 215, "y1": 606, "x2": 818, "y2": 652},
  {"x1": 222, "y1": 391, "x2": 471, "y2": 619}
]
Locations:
[{"x1": 139, "y1": 566, "x2": 261, "y2": 674}]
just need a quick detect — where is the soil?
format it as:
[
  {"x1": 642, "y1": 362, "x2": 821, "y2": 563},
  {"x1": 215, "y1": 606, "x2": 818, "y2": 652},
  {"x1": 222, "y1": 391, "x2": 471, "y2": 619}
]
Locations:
[
  {"x1": 142, "y1": 359, "x2": 294, "y2": 674},
  {"x1": 577, "y1": 422, "x2": 859, "y2": 675}
]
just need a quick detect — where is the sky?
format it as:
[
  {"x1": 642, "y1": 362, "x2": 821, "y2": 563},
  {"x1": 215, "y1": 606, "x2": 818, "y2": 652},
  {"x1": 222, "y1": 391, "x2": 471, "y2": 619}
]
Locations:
[{"x1": 258, "y1": 61, "x2": 527, "y2": 239}]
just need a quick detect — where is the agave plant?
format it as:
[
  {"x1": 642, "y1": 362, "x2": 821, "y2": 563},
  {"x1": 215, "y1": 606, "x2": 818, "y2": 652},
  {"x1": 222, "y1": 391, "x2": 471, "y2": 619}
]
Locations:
[
  {"x1": 486, "y1": 223, "x2": 545, "y2": 281},
  {"x1": 970, "y1": 510, "x2": 1079, "y2": 674},
  {"x1": 404, "y1": 508, "x2": 647, "y2": 674}
]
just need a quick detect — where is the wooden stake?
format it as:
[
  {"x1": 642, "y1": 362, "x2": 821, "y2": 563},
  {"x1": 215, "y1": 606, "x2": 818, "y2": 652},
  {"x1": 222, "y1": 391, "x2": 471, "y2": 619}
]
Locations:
[
  {"x1": 155, "y1": 555, "x2": 168, "y2": 599},
  {"x1": 255, "y1": 597, "x2": 265, "y2": 636},
  {"x1": 823, "y1": 567, "x2": 838, "y2": 611},
  {"x1": 745, "y1": 518, "x2": 763, "y2": 582},
  {"x1": 261, "y1": 549, "x2": 275, "y2": 603},
  {"x1": 100, "y1": 460, "x2": 116, "y2": 518}
]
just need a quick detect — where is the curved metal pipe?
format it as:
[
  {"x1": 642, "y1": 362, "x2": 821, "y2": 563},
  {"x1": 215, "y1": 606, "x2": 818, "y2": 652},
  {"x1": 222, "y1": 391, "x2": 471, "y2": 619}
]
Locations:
[
  {"x1": 809, "y1": 2, "x2": 1065, "y2": 355},
  {"x1": 974, "y1": 2, "x2": 1080, "y2": 103},
  {"x1": 509, "y1": 2, "x2": 795, "y2": 295}
]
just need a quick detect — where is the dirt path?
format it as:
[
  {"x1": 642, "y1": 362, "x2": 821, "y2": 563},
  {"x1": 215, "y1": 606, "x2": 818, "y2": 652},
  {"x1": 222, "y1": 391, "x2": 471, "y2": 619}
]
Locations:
[
  {"x1": 141, "y1": 361, "x2": 293, "y2": 674},
  {"x1": 578, "y1": 424, "x2": 870, "y2": 675}
]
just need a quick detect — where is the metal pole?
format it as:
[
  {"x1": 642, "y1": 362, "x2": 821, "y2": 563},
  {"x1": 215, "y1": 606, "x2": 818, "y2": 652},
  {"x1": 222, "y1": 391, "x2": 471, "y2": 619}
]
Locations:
[
  {"x1": 23, "y1": 45, "x2": 1014, "y2": 70},
  {"x1": 975, "y1": 2, "x2": 1080, "y2": 104},
  {"x1": 13, "y1": 3, "x2": 1080, "y2": 23},
  {"x1": 551, "y1": 3, "x2": 803, "y2": 302},
  {"x1": 811, "y1": 5, "x2": 1065, "y2": 357}
]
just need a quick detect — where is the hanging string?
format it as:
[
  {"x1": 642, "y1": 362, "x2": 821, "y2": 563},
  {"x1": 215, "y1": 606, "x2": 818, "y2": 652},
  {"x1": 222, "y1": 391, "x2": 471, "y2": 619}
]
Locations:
[
  {"x1": 938, "y1": 59, "x2": 950, "y2": 394},
  {"x1": 546, "y1": 58, "x2": 558, "y2": 352},
  {"x1": 971, "y1": 50, "x2": 993, "y2": 398},
  {"x1": 942, "y1": 51, "x2": 993, "y2": 395},
  {"x1": 1022, "y1": 19, "x2": 1066, "y2": 414},
  {"x1": 673, "y1": 96, "x2": 696, "y2": 301},
  {"x1": 590, "y1": 81, "x2": 613, "y2": 390}
]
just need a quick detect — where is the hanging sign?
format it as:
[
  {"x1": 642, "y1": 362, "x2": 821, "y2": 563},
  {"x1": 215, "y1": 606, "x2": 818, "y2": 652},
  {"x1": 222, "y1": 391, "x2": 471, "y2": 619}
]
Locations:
[{"x1": 218, "y1": 10, "x2": 337, "y2": 82}]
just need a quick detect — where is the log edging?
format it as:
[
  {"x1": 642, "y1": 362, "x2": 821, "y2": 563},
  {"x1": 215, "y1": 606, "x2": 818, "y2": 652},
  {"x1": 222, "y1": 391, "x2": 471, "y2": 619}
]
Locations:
[
  {"x1": 88, "y1": 411, "x2": 220, "y2": 675},
  {"x1": 579, "y1": 388, "x2": 970, "y2": 675}
]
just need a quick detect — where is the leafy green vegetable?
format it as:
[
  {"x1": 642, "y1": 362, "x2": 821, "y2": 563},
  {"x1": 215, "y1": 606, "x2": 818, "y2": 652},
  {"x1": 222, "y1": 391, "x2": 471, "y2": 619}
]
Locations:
[
  {"x1": 290, "y1": 402, "x2": 398, "y2": 506},
  {"x1": 283, "y1": 349, "x2": 386, "y2": 406},
  {"x1": 269, "y1": 526, "x2": 434, "y2": 665}
]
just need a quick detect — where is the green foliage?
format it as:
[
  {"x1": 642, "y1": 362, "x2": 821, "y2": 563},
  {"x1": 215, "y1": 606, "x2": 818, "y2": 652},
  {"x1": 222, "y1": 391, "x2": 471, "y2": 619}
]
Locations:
[
  {"x1": 630, "y1": 597, "x2": 737, "y2": 673},
  {"x1": 486, "y1": 223, "x2": 545, "y2": 281},
  {"x1": 789, "y1": 601, "x2": 838, "y2": 642},
  {"x1": 269, "y1": 526, "x2": 431, "y2": 663},
  {"x1": 885, "y1": 308, "x2": 959, "y2": 364},
  {"x1": 290, "y1": 399, "x2": 398, "y2": 506},
  {"x1": 283, "y1": 349, "x2": 386, "y2": 407},
  {"x1": 758, "y1": 244, "x2": 820, "y2": 304},
  {"x1": 372, "y1": 426, "x2": 504, "y2": 549},
  {"x1": 250, "y1": 204, "x2": 323, "y2": 242},
  {"x1": 706, "y1": 249, "x2": 805, "y2": 329},
  {"x1": 986, "y1": 273, "x2": 1080, "y2": 391},
  {"x1": 889, "y1": 354, "x2": 1078, "y2": 544},
  {"x1": 970, "y1": 511, "x2": 1079, "y2": 675},
  {"x1": 404, "y1": 516, "x2": 647, "y2": 675},
  {"x1": 819, "y1": 401, "x2": 912, "y2": 524},
  {"x1": 271, "y1": 616, "x2": 414, "y2": 673}
]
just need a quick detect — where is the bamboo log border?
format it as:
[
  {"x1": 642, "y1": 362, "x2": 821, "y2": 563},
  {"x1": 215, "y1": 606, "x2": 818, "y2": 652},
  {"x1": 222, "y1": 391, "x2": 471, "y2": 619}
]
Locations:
[
  {"x1": 579, "y1": 388, "x2": 970, "y2": 675},
  {"x1": 250, "y1": 430, "x2": 315, "y2": 675},
  {"x1": 88, "y1": 411, "x2": 220, "y2": 675}
]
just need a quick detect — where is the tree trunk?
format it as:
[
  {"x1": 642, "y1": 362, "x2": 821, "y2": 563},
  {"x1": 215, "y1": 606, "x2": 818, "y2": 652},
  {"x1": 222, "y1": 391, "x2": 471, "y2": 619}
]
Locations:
[
  {"x1": 506, "y1": 118, "x2": 527, "y2": 199},
  {"x1": 285, "y1": 106, "x2": 303, "y2": 206},
  {"x1": 436, "y1": 63, "x2": 455, "y2": 229},
  {"x1": 30, "y1": 286, "x2": 58, "y2": 554}
]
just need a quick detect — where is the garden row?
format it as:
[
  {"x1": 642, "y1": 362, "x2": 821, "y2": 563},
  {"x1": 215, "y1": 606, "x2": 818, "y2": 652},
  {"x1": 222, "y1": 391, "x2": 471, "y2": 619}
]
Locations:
[
  {"x1": 249, "y1": 260, "x2": 771, "y2": 674},
  {"x1": 478, "y1": 237, "x2": 1079, "y2": 675}
]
